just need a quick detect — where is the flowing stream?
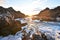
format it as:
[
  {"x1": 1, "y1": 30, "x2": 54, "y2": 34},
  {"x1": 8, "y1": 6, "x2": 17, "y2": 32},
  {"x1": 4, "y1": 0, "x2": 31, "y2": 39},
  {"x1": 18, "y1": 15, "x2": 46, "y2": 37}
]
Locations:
[{"x1": 0, "y1": 17, "x2": 60, "y2": 40}]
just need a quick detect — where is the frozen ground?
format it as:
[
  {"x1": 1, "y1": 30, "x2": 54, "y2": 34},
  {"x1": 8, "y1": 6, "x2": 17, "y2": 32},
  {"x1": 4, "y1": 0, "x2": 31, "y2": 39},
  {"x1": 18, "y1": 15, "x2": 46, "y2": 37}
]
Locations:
[{"x1": 0, "y1": 18, "x2": 60, "y2": 40}]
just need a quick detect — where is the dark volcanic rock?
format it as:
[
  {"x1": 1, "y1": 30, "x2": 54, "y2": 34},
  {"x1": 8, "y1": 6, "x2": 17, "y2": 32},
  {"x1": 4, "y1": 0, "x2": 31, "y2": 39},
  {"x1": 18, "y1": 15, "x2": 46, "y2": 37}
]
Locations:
[
  {"x1": 0, "y1": 6, "x2": 26, "y2": 36},
  {"x1": 37, "y1": 6, "x2": 60, "y2": 21}
]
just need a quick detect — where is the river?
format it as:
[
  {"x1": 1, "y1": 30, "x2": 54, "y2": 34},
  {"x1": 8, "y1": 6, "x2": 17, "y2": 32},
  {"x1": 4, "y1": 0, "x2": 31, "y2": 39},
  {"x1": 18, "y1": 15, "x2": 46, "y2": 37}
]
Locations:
[{"x1": 0, "y1": 17, "x2": 60, "y2": 40}]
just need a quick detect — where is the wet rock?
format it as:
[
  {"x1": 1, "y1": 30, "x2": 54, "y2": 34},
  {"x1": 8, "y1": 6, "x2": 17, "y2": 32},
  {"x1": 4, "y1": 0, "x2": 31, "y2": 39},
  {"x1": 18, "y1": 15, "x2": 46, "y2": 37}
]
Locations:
[
  {"x1": 41, "y1": 33, "x2": 48, "y2": 40},
  {"x1": 0, "y1": 6, "x2": 26, "y2": 36},
  {"x1": 32, "y1": 34, "x2": 44, "y2": 40},
  {"x1": 0, "y1": 16, "x2": 24, "y2": 36}
]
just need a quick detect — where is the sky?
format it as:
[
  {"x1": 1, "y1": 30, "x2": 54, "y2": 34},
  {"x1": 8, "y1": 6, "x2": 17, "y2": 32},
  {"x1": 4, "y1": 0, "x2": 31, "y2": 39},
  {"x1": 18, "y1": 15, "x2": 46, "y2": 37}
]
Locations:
[{"x1": 0, "y1": 0, "x2": 60, "y2": 16}]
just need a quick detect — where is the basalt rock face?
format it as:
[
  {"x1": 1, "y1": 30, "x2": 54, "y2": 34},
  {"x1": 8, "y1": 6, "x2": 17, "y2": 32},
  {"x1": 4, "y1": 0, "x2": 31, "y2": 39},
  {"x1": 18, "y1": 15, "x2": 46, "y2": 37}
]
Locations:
[
  {"x1": 38, "y1": 6, "x2": 60, "y2": 21},
  {"x1": 0, "y1": 6, "x2": 26, "y2": 36}
]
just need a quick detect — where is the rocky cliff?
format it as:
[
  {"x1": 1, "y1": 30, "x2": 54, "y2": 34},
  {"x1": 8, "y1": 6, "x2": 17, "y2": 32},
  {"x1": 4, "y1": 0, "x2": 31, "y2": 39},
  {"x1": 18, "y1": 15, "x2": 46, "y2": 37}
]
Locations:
[
  {"x1": 0, "y1": 6, "x2": 26, "y2": 36},
  {"x1": 38, "y1": 6, "x2": 60, "y2": 21},
  {"x1": 0, "y1": 6, "x2": 25, "y2": 19}
]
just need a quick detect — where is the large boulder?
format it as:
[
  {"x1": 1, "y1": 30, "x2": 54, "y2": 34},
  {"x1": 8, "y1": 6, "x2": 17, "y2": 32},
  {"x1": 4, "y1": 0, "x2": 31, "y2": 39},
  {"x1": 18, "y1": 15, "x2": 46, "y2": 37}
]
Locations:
[{"x1": 0, "y1": 6, "x2": 26, "y2": 36}]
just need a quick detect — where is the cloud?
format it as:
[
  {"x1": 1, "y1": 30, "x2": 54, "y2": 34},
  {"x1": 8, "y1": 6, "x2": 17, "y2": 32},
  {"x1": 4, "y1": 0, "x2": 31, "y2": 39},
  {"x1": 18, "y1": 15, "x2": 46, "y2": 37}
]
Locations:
[
  {"x1": 33, "y1": 8, "x2": 41, "y2": 11},
  {"x1": 31, "y1": 0, "x2": 48, "y2": 12},
  {"x1": 0, "y1": 0, "x2": 5, "y2": 5},
  {"x1": 32, "y1": 0, "x2": 48, "y2": 8},
  {"x1": 0, "y1": 0, "x2": 48, "y2": 15},
  {"x1": 32, "y1": 0, "x2": 47, "y2": 5}
]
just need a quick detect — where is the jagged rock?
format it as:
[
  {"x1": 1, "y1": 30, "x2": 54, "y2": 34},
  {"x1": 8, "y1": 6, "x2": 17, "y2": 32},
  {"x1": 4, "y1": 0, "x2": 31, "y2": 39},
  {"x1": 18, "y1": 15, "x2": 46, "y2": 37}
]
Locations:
[
  {"x1": 7, "y1": 7, "x2": 25, "y2": 18},
  {"x1": 32, "y1": 34, "x2": 47, "y2": 40},
  {"x1": 32, "y1": 34, "x2": 44, "y2": 40},
  {"x1": 37, "y1": 6, "x2": 60, "y2": 21},
  {"x1": 0, "y1": 6, "x2": 26, "y2": 36},
  {"x1": 0, "y1": 6, "x2": 25, "y2": 19}
]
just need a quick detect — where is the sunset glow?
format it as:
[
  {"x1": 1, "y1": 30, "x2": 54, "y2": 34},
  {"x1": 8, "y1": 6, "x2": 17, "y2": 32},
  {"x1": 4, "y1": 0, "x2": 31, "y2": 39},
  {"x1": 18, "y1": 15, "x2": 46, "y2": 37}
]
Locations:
[{"x1": 0, "y1": 0, "x2": 60, "y2": 16}]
